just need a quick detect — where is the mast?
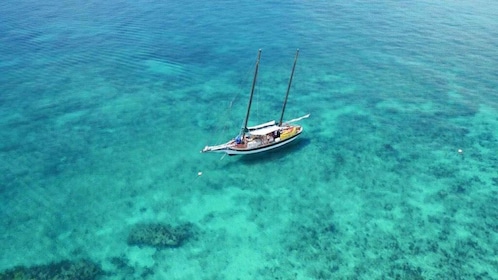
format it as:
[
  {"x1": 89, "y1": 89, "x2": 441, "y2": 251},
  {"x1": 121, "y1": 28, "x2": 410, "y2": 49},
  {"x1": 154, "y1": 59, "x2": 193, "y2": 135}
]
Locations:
[
  {"x1": 241, "y1": 49, "x2": 262, "y2": 137},
  {"x1": 279, "y1": 49, "x2": 299, "y2": 126}
]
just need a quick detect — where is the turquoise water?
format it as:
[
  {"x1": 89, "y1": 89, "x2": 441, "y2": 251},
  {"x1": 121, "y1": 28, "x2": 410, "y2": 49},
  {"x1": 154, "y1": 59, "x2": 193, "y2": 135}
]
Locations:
[{"x1": 1, "y1": 0, "x2": 497, "y2": 279}]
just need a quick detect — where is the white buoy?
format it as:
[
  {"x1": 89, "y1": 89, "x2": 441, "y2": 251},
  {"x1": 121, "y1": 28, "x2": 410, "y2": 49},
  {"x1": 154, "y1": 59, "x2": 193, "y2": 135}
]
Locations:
[
  {"x1": 458, "y1": 149, "x2": 463, "y2": 154},
  {"x1": 198, "y1": 171, "x2": 203, "y2": 176}
]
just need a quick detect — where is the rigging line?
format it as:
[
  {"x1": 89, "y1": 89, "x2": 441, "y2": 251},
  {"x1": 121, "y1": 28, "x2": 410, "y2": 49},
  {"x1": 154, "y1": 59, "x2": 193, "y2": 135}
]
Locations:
[
  {"x1": 210, "y1": 54, "x2": 259, "y2": 144},
  {"x1": 213, "y1": 82, "x2": 245, "y2": 144},
  {"x1": 214, "y1": 69, "x2": 251, "y2": 143},
  {"x1": 216, "y1": 100, "x2": 233, "y2": 143},
  {"x1": 209, "y1": 97, "x2": 231, "y2": 145}
]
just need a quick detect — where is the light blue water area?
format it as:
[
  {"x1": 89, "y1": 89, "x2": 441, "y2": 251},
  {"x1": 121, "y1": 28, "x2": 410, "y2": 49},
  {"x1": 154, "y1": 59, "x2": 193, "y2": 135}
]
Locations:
[{"x1": 1, "y1": 0, "x2": 497, "y2": 279}]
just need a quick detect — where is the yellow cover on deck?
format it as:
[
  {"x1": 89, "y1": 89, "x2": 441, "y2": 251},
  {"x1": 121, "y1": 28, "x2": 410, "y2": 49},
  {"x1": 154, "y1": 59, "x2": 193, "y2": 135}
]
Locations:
[{"x1": 280, "y1": 127, "x2": 296, "y2": 140}]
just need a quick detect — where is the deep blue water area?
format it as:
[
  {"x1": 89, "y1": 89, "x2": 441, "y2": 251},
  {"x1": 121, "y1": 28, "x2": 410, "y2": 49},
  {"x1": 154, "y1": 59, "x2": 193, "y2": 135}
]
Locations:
[{"x1": 1, "y1": 0, "x2": 497, "y2": 279}]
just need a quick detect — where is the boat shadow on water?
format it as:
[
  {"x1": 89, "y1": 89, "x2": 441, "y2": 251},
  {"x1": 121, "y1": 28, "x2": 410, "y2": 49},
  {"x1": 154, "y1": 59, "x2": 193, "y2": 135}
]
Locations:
[{"x1": 236, "y1": 137, "x2": 310, "y2": 164}]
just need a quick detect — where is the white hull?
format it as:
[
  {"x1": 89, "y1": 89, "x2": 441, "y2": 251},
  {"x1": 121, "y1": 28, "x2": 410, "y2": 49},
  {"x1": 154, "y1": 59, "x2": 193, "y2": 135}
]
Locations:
[
  {"x1": 227, "y1": 130, "x2": 302, "y2": 155},
  {"x1": 202, "y1": 126, "x2": 303, "y2": 155}
]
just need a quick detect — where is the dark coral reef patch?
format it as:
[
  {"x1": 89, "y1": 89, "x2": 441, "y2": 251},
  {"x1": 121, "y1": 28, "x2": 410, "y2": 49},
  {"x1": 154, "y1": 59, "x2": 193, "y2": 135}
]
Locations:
[
  {"x1": 127, "y1": 223, "x2": 194, "y2": 248},
  {"x1": 0, "y1": 259, "x2": 103, "y2": 280}
]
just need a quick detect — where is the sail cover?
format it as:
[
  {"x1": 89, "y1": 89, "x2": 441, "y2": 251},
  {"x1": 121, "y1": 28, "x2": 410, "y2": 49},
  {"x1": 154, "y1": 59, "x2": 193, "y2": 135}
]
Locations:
[
  {"x1": 247, "y1": 120, "x2": 276, "y2": 130},
  {"x1": 249, "y1": 125, "x2": 280, "y2": 136}
]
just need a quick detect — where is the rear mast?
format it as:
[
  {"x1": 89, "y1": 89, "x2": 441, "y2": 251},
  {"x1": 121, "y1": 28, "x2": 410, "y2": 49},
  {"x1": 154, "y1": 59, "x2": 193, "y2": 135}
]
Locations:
[{"x1": 279, "y1": 49, "x2": 299, "y2": 126}]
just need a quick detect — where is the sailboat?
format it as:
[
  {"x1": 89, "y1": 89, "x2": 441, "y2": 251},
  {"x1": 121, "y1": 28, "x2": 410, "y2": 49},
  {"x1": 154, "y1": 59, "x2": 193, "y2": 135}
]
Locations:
[{"x1": 201, "y1": 49, "x2": 309, "y2": 155}]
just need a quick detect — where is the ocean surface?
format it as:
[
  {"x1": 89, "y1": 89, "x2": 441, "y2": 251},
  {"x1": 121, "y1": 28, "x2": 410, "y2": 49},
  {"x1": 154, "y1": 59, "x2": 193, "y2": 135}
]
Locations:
[{"x1": 1, "y1": 0, "x2": 497, "y2": 279}]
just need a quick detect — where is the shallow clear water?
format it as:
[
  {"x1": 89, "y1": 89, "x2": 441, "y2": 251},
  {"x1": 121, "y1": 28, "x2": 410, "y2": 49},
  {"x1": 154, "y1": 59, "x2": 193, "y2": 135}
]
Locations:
[{"x1": 1, "y1": 0, "x2": 497, "y2": 279}]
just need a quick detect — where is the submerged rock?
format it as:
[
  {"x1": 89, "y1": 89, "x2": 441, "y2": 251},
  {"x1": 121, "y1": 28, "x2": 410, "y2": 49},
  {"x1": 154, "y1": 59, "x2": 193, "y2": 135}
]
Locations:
[
  {"x1": 0, "y1": 259, "x2": 103, "y2": 280},
  {"x1": 127, "y1": 223, "x2": 193, "y2": 248}
]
